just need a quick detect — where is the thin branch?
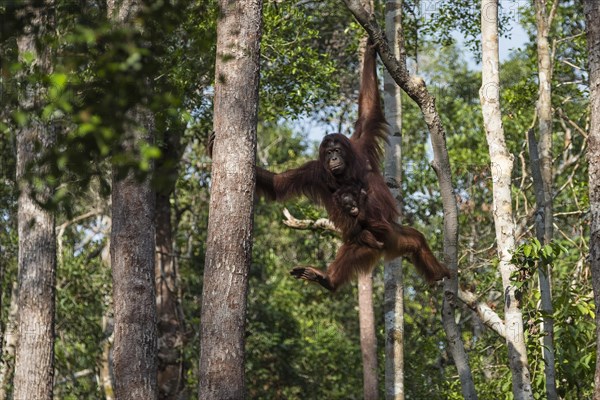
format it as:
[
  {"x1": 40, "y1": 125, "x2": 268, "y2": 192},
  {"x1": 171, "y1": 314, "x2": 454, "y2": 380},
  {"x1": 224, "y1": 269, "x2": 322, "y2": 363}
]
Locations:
[
  {"x1": 555, "y1": 32, "x2": 585, "y2": 45},
  {"x1": 282, "y1": 208, "x2": 338, "y2": 233},
  {"x1": 556, "y1": 107, "x2": 589, "y2": 139},
  {"x1": 56, "y1": 209, "x2": 103, "y2": 263},
  {"x1": 558, "y1": 58, "x2": 584, "y2": 71},
  {"x1": 56, "y1": 209, "x2": 102, "y2": 235},
  {"x1": 547, "y1": 0, "x2": 559, "y2": 31}
]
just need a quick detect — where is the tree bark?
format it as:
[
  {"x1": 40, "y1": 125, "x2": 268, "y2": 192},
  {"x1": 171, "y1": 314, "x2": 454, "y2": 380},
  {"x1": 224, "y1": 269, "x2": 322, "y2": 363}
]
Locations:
[
  {"x1": 583, "y1": 2, "x2": 600, "y2": 399},
  {"x1": 110, "y1": 106, "x2": 158, "y2": 399},
  {"x1": 108, "y1": 2, "x2": 158, "y2": 398},
  {"x1": 198, "y1": 0, "x2": 262, "y2": 398},
  {"x1": 343, "y1": 1, "x2": 477, "y2": 398},
  {"x1": 533, "y1": 2, "x2": 558, "y2": 398},
  {"x1": 480, "y1": 1, "x2": 533, "y2": 399},
  {"x1": 358, "y1": 273, "x2": 379, "y2": 400},
  {"x1": 527, "y1": 128, "x2": 557, "y2": 399},
  {"x1": 13, "y1": 2, "x2": 57, "y2": 399},
  {"x1": 383, "y1": 1, "x2": 404, "y2": 399}
]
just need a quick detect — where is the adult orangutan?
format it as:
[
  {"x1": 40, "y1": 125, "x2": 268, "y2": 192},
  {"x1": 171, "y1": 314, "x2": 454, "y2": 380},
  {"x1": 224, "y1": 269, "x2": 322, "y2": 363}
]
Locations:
[{"x1": 254, "y1": 41, "x2": 450, "y2": 291}]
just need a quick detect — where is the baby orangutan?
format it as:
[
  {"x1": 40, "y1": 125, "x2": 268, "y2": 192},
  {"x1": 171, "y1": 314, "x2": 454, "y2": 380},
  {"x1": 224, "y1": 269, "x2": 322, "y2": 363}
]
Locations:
[{"x1": 333, "y1": 185, "x2": 384, "y2": 250}]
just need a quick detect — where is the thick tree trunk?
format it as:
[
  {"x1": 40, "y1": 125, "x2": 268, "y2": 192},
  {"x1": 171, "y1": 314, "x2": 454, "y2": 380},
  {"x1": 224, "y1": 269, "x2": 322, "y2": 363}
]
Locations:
[
  {"x1": 110, "y1": 105, "x2": 158, "y2": 399},
  {"x1": 533, "y1": 2, "x2": 558, "y2": 398},
  {"x1": 198, "y1": 0, "x2": 262, "y2": 398},
  {"x1": 583, "y1": 2, "x2": 600, "y2": 399},
  {"x1": 12, "y1": 2, "x2": 57, "y2": 399},
  {"x1": 383, "y1": 2, "x2": 404, "y2": 399},
  {"x1": 480, "y1": 1, "x2": 533, "y2": 399},
  {"x1": 108, "y1": 3, "x2": 158, "y2": 399}
]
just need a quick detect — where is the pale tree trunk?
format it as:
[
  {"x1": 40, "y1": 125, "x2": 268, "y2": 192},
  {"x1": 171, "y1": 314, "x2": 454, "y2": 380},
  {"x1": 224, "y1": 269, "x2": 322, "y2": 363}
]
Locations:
[
  {"x1": 0, "y1": 283, "x2": 18, "y2": 400},
  {"x1": 342, "y1": 1, "x2": 476, "y2": 398},
  {"x1": 13, "y1": 2, "x2": 57, "y2": 399},
  {"x1": 480, "y1": 1, "x2": 533, "y2": 399},
  {"x1": 383, "y1": 1, "x2": 404, "y2": 399},
  {"x1": 583, "y1": 2, "x2": 600, "y2": 399},
  {"x1": 108, "y1": 2, "x2": 158, "y2": 398},
  {"x1": 357, "y1": 1, "x2": 379, "y2": 397},
  {"x1": 198, "y1": 0, "x2": 262, "y2": 398},
  {"x1": 100, "y1": 242, "x2": 114, "y2": 400},
  {"x1": 533, "y1": 2, "x2": 558, "y2": 398},
  {"x1": 155, "y1": 131, "x2": 185, "y2": 399}
]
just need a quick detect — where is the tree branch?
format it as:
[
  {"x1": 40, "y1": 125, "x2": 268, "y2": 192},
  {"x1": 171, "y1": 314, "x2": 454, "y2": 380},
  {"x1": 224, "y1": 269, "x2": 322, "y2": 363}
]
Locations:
[
  {"x1": 282, "y1": 208, "x2": 338, "y2": 233},
  {"x1": 457, "y1": 289, "x2": 506, "y2": 339}
]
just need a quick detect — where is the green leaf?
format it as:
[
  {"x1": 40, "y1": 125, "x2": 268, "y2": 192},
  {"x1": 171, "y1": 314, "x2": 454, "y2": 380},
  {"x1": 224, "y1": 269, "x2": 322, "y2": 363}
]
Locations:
[
  {"x1": 13, "y1": 110, "x2": 28, "y2": 127},
  {"x1": 141, "y1": 144, "x2": 161, "y2": 160},
  {"x1": 543, "y1": 244, "x2": 553, "y2": 258},
  {"x1": 50, "y1": 73, "x2": 68, "y2": 89},
  {"x1": 21, "y1": 51, "x2": 36, "y2": 65}
]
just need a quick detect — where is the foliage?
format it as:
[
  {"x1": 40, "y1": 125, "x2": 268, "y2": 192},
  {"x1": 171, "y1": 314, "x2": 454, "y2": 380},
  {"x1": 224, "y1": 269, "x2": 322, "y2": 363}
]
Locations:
[
  {"x1": 261, "y1": 1, "x2": 339, "y2": 120},
  {"x1": 416, "y1": 0, "x2": 516, "y2": 59},
  {"x1": 511, "y1": 238, "x2": 567, "y2": 288},
  {"x1": 54, "y1": 240, "x2": 110, "y2": 399}
]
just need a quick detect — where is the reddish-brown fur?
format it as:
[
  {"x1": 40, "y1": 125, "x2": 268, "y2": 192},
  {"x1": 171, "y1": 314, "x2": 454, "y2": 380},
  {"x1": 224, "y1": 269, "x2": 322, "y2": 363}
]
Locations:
[
  {"x1": 333, "y1": 185, "x2": 384, "y2": 249},
  {"x1": 255, "y1": 41, "x2": 450, "y2": 291}
]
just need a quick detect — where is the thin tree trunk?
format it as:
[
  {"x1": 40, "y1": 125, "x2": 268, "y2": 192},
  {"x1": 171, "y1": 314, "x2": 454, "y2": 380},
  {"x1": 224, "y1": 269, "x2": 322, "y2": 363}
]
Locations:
[
  {"x1": 100, "y1": 306, "x2": 115, "y2": 400},
  {"x1": 100, "y1": 242, "x2": 114, "y2": 400},
  {"x1": 383, "y1": 1, "x2": 404, "y2": 399},
  {"x1": 108, "y1": 2, "x2": 158, "y2": 397},
  {"x1": 156, "y1": 192, "x2": 185, "y2": 399},
  {"x1": 13, "y1": 2, "x2": 57, "y2": 399},
  {"x1": 533, "y1": 2, "x2": 558, "y2": 398},
  {"x1": 358, "y1": 273, "x2": 379, "y2": 400},
  {"x1": 155, "y1": 131, "x2": 185, "y2": 399},
  {"x1": 534, "y1": 0, "x2": 556, "y2": 244},
  {"x1": 527, "y1": 126, "x2": 557, "y2": 399},
  {"x1": 0, "y1": 283, "x2": 18, "y2": 400},
  {"x1": 583, "y1": 2, "x2": 600, "y2": 399},
  {"x1": 357, "y1": 2, "x2": 380, "y2": 396},
  {"x1": 342, "y1": 1, "x2": 477, "y2": 398},
  {"x1": 198, "y1": 0, "x2": 262, "y2": 398},
  {"x1": 480, "y1": 1, "x2": 533, "y2": 399}
]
